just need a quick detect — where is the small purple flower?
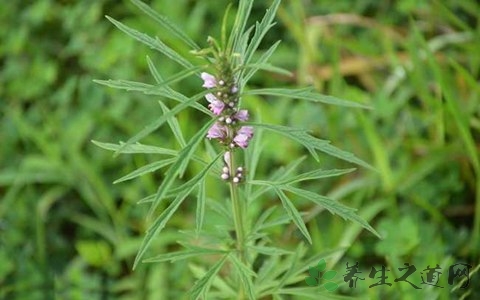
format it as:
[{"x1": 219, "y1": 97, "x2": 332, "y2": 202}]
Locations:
[
  {"x1": 233, "y1": 126, "x2": 254, "y2": 148},
  {"x1": 234, "y1": 109, "x2": 249, "y2": 121},
  {"x1": 231, "y1": 86, "x2": 238, "y2": 93},
  {"x1": 201, "y1": 72, "x2": 217, "y2": 88},
  {"x1": 207, "y1": 122, "x2": 227, "y2": 140},
  {"x1": 206, "y1": 93, "x2": 225, "y2": 115}
]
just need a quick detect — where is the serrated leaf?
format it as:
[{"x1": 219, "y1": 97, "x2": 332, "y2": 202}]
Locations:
[
  {"x1": 189, "y1": 255, "x2": 228, "y2": 300},
  {"x1": 106, "y1": 15, "x2": 192, "y2": 69},
  {"x1": 113, "y1": 157, "x2": 176, "y2": 184},
  {"x1": 323, "y1": 270, "x2": 337, "y2": 280},
  {"x1": 273, "y1": 188, "x2": 312, "y2": 244},
  {"x1": 282, "y1": 186, "x2": 381, "y2": 238},
  {"x1": 317, "y1": 259, "x2": 326, "y2": 272},
  {"x1": 130, "y1": 0, "x2": 200, "y2": 50},
  {"x1": 244, "y1": 88, "x2": 371, "y2": 109},
  {"x1": 249, "y1": 123, "x2": 374, "y2": 170}
]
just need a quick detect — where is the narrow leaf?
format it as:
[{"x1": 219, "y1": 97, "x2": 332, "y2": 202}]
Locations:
[
  {"x1": 148, "y1": 125, "x2": 217, "y2": 218},
  {"x1": 106, "y1": 16, "x2": 192, "y2": 69},
  {"x1": 243, "y1": 0, "x2": 281, "y2": 66},
  {"x1": 189, "y1": 255, "x2": 228, "y2": 300},
  {"x1": 229, "y1": 0, "x2": 254, "y2": 54},
  {"x1": 249, "y1": 123, "x2": 375, "y2": 170},
  {"x1": 159, "y1": 102, "x2": 187, "y2": 148},
  {"x1": 273, "y1": 188, "x2": 312, "y2": 244},
  {"x1": 243, "y1": 40, "x2": 282, "y2": 83},
  {"x1": 249, "y1": 245, "x2": 293, "y2": 256},
  {"x1": 244, "y1": 88, "x2": 371, "y2": 109},
  {"x1": 283, "y1": 185, "x2": 381, "y2": 238},
  {"x1": 133, "y1": 184, "x2": 195, "y2": 269},
  {"x1": 229, "y1": 255, "x2": 256, "y2": 300},
  {"x1": 196, "y1": 179, "x2": 206, "y2": 233},
  {"x1": 116, "y1": 91, "x2": 210, "y2": 154},
  {"x1": 144, "y1": 248, "x2": 227, "y2": 263},
  {"x1": 130, "y1": 0, "x2": 200, "y2": 50},
  {"x1": 92, "y1": 140, "x2": 177, "y2": 155},
  {"x1": 277, "y1": 168, "x2": 356, "y2": 185},
  {"x1": 113, "y1": 158, "x2": 176, "y2": 184}
]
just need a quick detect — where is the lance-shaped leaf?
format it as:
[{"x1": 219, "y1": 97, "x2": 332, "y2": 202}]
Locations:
[
  {"x1": 147, "y1": 121, "x2": 217, "y2": 218},
  {"x1": 244, "y1": 88, "x2": 371, "y2": 109},
  {"x1": 229, "y1": 0, "x2": 254, "y2": 54},
  {"x1": 274, "y1": 168, "x2": 356, "y2": 185},
  {"x1": 158, "y1": 102, "x2": 187, "y2": 148},
  {"x1": 196, "y1": 179, "x2": 206, "y2": 233},
  {"x1": 91, "y1": 140, "x2": 177, "y2": 155},
  {"x1": 130, "y1": 0, "x2": 200, "y2": 50},
  {"x1": 133, "y1": 184, "x2": 195, "y2": 269},
  {"x1": 106, "y1": 16, "x2": 192, "y2": 69},
  {"x1": 143, "y1": 247, "x2": 227, "y2": 263},
  {"x1": 248, "y1": 123, "x2": 375, "y2": 170},
  {"x1": 113, "y1": 158, "x2": 176, "y2": 184},
  {"x1": 273, "y1": 187, "x2": 312, "y2": 244},
  {"x1": 229, "y1": 255, "x2": 257, "y2": 300},
  {"x1": 189, "y1": 255, "x2": 229, "y2": 300},
  {"x1": 242, "y1": 40, "x2": 282, "y2": 83}
]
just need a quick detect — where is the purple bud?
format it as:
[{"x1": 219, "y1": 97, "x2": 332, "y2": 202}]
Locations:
[
  {"x1": 206, "y1": 93, "x2": 225, "y2": 115},
  {"x1": 201, "y1": 72, "x2": 217, "y2": 88},
  {"x1": 234, "y1": 110, "x2": 249, "y2": 122},
  {"x1": 207, "y1": 122, "x2": 227, "y2": 140},
  {"x1": 233, "y1": 126, "x2": 254, "y2": 148}
]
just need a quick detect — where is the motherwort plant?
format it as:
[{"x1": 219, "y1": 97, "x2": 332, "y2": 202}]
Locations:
[{"x1": 94, "y1": 0, "x2": 380, "y2": 298}]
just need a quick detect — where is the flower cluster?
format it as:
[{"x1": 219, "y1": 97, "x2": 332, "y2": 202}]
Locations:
[{"x1": 201, "y1": 71, "x2": 253, "y2": 182}]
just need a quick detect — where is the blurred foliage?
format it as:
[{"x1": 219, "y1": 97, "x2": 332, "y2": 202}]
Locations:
[{"x1": 0, "y1": 0, "x2": 479, "y2": 299}]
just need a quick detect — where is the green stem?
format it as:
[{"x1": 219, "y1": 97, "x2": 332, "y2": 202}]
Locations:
[{"x1": 227, "y1": 150, "x2": 247, "y2": 299}]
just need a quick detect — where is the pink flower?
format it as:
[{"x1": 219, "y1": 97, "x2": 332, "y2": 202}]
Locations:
[
  {"x1": 207, "y1": 122, "x2": 227, "y2": 140},
  {"x1": 206, "y1": 93, "x2": 225, "y2": 115},
  {"x1": 201, "y1": 72, "x2": 217, "y2": 88},
  {"x1": 233, "y1": 126, "x2": 254, "y2": 148},
  {"x1": 234, "y1": 109, "x2": 249, "y2": 121}
]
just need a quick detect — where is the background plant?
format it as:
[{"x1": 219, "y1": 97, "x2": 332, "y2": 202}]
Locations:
[{"x1": 1, "y1": 0, "x2": 478, "y2": 299}]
